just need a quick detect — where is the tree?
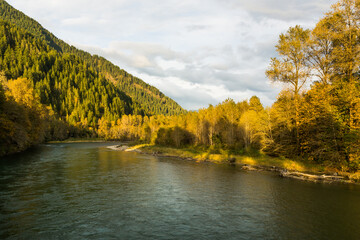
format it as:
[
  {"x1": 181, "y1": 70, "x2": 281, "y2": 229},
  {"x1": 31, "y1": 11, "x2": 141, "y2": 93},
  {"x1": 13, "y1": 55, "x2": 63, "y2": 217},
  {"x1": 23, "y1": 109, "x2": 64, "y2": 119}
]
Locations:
[
  {"x1": 240, "y1": 97, "x2": 266, "y2": 150},
  {"x1": 325, "y1": 0, "x2": 360, "y2": 169},
  {"x1": 249, "y1": 96, "x2": 264, "y2": 112},
  {"x1": 266, "y1": 25, "x2": 311, "y2": 152},
  {"x1": 263, "y1": 90, "x2": 297, "y2": 157},
  {"x1": 97, "y1": 117, "x2": 110, "y2": 139},
  {"x1": 307, "y1": 18, "x2": 334, "y2": 85},
  {"x1": 298, "y1": 83, "x2": 346, "y2": 167},
  {"x1": 6, "y1": 77, "x2": 37, "y2": 108},
  {"x1": 0, "y1": 76, "x2": 50, "y2": 155}
]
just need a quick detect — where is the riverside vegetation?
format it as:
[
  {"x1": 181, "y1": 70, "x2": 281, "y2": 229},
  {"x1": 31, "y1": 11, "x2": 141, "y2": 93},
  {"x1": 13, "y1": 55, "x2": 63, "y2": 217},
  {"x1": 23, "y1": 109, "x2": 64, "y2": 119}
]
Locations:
[{"x1": 1, "y1": 0, "x2": 360, "y2": 181}]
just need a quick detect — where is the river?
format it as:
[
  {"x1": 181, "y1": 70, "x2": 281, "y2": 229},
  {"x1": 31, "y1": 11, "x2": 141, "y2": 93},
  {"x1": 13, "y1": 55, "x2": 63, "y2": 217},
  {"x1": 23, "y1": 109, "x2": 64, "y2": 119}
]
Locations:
[{"x1": 0, "y1": 142, "x2": 359, "y2": 239}]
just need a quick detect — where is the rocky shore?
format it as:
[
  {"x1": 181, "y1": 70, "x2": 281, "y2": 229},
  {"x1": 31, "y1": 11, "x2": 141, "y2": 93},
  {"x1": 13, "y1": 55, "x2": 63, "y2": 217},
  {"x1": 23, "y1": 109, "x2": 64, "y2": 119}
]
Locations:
[{"x1": 239, "y1": 164, "x2": 348, "y2": 183}]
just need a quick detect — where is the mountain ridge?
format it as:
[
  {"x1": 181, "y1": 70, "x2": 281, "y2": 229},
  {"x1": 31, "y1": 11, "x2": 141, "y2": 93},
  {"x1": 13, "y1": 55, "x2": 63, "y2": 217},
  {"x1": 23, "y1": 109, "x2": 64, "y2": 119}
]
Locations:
[{"x1": 0, "y1": 0, "x2": 185, "y2": 116}]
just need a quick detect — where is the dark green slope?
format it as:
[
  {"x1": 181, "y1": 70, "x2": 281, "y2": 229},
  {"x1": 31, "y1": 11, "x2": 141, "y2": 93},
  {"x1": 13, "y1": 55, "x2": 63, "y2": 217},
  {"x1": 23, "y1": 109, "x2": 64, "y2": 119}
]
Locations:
[
  {"x1": 0, "y1": 19, "x2": 137, "y2": 126},
  {"x1": 0, "y1": 0, "x2": 185, "y2": 116}
]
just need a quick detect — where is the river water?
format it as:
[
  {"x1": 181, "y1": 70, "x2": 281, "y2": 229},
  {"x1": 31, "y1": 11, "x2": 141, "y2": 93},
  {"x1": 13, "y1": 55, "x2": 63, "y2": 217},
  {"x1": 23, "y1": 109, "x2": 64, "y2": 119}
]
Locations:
[{"x1": 0, "y1": 142, "x2": 359, "y2": 239}]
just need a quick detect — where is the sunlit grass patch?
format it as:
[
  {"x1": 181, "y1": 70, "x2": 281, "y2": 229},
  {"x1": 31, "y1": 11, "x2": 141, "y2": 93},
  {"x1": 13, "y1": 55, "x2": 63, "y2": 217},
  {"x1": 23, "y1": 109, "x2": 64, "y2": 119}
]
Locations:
[
  {"x1": 128, "y1": 143, "x2": 151, "y2": 150},
  {"x1": 207, "y1": 154, "x2": 228, "y2": 163},
  {"x1": 237, "y1": 156, "x2": 257, "y2": 165},
  {"x1": 281, "y1": 160, "x2": 306, "y2": 172}
]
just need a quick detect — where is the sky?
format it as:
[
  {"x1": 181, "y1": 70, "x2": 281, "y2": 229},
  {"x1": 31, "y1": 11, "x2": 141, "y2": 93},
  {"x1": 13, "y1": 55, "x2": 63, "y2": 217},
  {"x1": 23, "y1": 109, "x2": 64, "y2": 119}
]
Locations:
[{"x1": 8, "y1": 0, "x2": 338, "y2": 110}]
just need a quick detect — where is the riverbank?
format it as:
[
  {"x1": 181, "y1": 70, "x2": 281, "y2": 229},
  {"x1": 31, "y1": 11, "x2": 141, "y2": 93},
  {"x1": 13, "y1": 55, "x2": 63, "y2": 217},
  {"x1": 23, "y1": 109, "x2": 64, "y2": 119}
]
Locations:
[
  {"x1": 112, "y1": 144, "x2": 360, "y2": 184},
  {"x1": 47, "y1": 138, "x2": 107, "y2": 143}
]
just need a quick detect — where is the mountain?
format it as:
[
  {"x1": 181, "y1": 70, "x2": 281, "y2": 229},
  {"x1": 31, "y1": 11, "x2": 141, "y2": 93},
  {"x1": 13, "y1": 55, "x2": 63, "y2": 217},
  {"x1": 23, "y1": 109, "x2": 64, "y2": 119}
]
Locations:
[{"x1": 0, "y1": 0, "x2": 185, "y2": 116}]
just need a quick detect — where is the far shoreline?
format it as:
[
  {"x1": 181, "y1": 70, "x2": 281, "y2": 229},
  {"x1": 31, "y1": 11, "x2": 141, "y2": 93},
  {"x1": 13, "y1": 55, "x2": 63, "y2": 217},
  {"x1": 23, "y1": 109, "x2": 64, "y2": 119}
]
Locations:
[
  {"x1": 47, "y1": 138, "x2": 105, "y2": 144},
  {"x1": 46, "y1": 138, "x2": 128, "y2": 144},
  {"x1": 109, "y1": 143, "x2": 360, "y2": 185}
]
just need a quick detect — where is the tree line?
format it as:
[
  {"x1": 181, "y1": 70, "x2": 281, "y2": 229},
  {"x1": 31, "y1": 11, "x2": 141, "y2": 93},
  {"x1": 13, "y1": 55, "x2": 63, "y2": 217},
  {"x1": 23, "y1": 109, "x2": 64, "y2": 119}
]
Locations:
[
  {"x1": 98, "y1": 97, "x2": 269, "y2": 154},
  {"x1": 97, "y1": 0, "x2": 360, "y2": 172}
]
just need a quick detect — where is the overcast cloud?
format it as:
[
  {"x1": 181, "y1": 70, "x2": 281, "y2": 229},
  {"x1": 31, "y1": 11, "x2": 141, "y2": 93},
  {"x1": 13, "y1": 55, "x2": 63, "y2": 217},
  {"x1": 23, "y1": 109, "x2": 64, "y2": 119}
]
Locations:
[{"x1": 9, "y1": 0, "x2": 338, "y2": 110}]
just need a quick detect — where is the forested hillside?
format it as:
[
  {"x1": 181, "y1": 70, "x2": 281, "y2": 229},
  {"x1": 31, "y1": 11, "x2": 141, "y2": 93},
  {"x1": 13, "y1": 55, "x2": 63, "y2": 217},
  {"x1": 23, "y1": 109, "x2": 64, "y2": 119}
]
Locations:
[
  {"x1": 0, "y1": 0, "x2": 184, "y2": 116},
  {"x1": 0, "y1": 0, "x2": 185, "y2": 156},
  {"x1": 0, "y1": 20, "x2": 136, "y2": 126},
  {"x1": 0, "y1": 19, "x2": 135, "y2": 155}
]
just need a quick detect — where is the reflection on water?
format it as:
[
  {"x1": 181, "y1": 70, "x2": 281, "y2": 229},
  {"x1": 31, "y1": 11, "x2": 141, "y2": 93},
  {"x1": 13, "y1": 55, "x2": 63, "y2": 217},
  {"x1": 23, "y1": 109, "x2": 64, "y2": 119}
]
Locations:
[{"x1": 0, "y1": 142, "x2": 360, "y2": 239}]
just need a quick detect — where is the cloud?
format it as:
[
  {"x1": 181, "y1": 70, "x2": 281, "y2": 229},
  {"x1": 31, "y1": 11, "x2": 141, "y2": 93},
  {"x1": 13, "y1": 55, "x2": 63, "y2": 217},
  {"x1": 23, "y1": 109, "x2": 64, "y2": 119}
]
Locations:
[
  {"x1": 186, "y1": 25, "x2": 209, "y2": 32},
  {"x1": 62, "y1": 17, "x2": 91, "y2": 26},
  {"x1": 10, "y1": 0, "x2": 338, "y2": 110},
  {"x1": 219, "y1": 0, "x2": 337, "y2": 21},
  {"x1": 79, "y1": 39, "x2": 279, "y2": 109},
  {"x1": 61, "y1": 17, "x2": 109, "y2": 27}
]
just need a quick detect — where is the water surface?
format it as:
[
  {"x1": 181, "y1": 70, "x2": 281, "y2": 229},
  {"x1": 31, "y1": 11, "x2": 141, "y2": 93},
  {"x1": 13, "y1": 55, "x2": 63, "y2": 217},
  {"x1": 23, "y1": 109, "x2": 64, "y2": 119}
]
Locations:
[{"x1": 1, "y1": 142, "x2": 359, "y2": 239}]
